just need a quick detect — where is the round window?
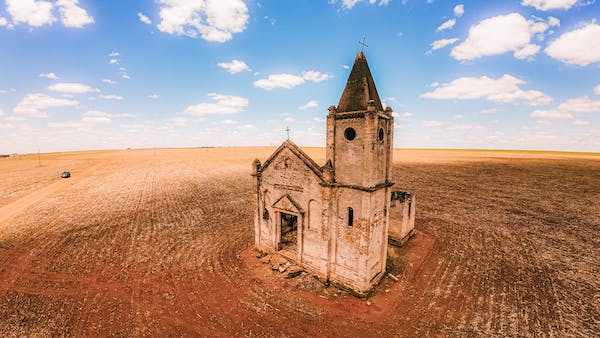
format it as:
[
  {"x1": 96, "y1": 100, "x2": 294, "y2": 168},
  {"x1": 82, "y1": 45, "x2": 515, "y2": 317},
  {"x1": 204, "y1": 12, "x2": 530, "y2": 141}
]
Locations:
[
  {"x1": 378, "y1": 128, "x2": 385, "y2": 141},
  {"x1": 344, "y1": 127, "x2": 356, "y2": 141}
]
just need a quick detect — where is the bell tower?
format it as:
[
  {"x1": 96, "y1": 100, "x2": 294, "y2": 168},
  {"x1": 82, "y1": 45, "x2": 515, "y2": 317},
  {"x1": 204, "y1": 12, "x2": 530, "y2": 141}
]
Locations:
[
  {"x1": 322, "y1": 51, "x2": 395, "y2": 293},
  {"x1": 326, "y1": 51, "x2": 394, "y2": 188}
]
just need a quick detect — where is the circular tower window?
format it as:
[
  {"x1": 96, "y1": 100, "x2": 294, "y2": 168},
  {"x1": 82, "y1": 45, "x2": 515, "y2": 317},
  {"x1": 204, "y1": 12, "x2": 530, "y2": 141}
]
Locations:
[
  {"x1": 378, "y1": 128, "x2": 385, "y2": 141},
  {"x1": 344, "y1": 127, "x2": 356, "y2": 141}
]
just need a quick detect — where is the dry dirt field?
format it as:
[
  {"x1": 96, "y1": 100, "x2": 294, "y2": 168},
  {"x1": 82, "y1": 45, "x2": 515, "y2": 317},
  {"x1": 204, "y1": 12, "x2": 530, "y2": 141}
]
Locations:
[{"x1": 0, "y1": 147, "x2": 598, "y2": 336}]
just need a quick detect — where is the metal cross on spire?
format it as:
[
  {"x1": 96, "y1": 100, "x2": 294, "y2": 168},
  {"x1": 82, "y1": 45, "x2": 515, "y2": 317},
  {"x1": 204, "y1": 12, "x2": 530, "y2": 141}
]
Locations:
[
  {"x1": 359, "y1": 37, "x2": 368, "y2": 51},
  {"x1": 285, "y1": 126, "x2": 291, "y2": 140}
]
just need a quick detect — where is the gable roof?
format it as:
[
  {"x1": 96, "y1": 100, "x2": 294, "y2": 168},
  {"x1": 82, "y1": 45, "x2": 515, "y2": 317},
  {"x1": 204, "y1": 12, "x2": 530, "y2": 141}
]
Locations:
[
  {"x1": 271, "y1": 194, "x2": 304, "y2": 214},
  {"x1": 260, "y1": 139, "x2": 325, "y2": 183},
  {"x1": 337, "y1": 51, "x2": 384, "y2": 113}
]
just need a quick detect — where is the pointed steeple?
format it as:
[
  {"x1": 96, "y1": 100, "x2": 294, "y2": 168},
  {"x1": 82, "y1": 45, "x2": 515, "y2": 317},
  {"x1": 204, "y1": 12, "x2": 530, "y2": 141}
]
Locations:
[{"x1": 337, "y1": 51, "x2": 384, "y2": 113}]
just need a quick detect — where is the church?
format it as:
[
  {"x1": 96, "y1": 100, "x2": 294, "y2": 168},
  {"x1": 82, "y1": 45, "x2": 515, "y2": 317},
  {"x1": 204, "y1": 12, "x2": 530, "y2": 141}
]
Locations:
[{"x1": 251, "y1": 51, "x2": 415, "y2": 295}]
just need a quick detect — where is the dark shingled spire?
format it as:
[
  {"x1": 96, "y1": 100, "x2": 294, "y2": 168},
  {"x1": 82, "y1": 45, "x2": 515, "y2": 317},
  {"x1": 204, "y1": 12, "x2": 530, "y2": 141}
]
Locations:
[{"x1": 337, "y1": 51, "x2": 384, "y2": 113}]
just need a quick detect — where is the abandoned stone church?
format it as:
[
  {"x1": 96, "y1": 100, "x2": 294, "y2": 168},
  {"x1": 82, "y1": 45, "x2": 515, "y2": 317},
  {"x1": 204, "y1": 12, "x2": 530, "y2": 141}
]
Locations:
[{"x1": 251, "y1": 52, "x2": 415, "y2": 295}]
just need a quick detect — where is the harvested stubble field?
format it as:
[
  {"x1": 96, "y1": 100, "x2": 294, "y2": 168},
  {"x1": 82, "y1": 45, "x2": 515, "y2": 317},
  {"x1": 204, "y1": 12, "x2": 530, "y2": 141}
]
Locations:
[{"x1": 0, "y1": 147, "x2": 598, "y2": 336}]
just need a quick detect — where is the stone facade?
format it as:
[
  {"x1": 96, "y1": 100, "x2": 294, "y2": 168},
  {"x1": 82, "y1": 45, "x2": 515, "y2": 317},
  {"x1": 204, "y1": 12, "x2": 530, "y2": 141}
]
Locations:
[{"x1": 251, "y1": 52, "x2": 415, "y2": 295}]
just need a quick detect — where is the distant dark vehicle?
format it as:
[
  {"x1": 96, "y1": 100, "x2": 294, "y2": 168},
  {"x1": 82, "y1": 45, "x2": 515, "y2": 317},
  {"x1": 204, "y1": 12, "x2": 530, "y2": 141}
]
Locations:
[{"x1": 61, "y1": 171, "x2": 71, "y2": 178}]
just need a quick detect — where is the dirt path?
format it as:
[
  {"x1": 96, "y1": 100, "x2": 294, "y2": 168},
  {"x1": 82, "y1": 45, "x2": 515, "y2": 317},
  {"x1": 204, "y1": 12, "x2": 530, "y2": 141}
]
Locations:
[{"x1": 0, "y1": 162, "x2": 104, "y2": 229}]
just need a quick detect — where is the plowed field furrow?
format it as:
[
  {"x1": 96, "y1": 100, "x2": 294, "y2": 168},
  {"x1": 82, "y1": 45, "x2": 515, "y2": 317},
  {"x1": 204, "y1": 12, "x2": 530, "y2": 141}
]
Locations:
[{"x1": 0, "y1": 148, "x2": 598, "y2": 336}]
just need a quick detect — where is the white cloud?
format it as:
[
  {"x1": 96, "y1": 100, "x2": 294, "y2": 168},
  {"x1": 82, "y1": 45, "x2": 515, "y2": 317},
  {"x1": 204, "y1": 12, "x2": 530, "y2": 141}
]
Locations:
[
  {"x1": 81, "y1": 116, "x2": 111, "y2": 124},
  {"x1": 299, "y1": 100, "x2": 318, "y2": 110},
  {"x1": 454, "y1": 4, "x2": 464, "y2": 17},
  {"x1": 421, "y1": 74, "x2": 553, "y2": 106},
  {"x1": 113, "y1": 113, "x2": 135, "y2": 118},
  {"x1": 254, "y1": 74, "x2": 305, "y2": 90},
  {"x1": 595, "y1": 85, "x2": 600, "y2": 96},
  {"x1": 530, "y1": 96, "x2": 600, "y2": 125},
  {"x1": 454, "y1": 114, "x2": 464, "y2": 119},
  {"x1": 0, "y1": 123, "x2": 13, "y2": 129},
  {"x1": 531, "y1": 109, "x2": 574, "y2": 119},
  {"x1": 423, "y1": 120, "x2": 443, "y2": 127},
  {"x1": 254, "y1": 70, "x2": 331, "y2": 90},
  {"x1": 480, "y1": 108, "x2": 500, "y2": 114},
  {"x1": 83, "y1": 110, "x2": 110, "y2": 117},
  {"x1": 147, "y1": 94, "x2": 160, "y2": 99},
  {"x1": 102, "y1": 79, "x2": 116, "y2": 85},
  {"x1": 157, "y1": 0, "x2": 249, "y2": 43},
  {"x1": 183, "y1": 93, "x2": 248, "y2": 116},
  {"x1": 342, "y1": 64, "x2": 350, "y2": 69},
  {"x1": 14, "y1": 93, "x2": 78, "y2": 118},
  {"x1": 83, "y1": 110, "x2": 134, "y2": 118},
  {"x1": 6, "y1": 0, "x2": 93, "y2": 28},
  {"x1": 138, "y1": 12, "x2": 151, "y2": 25},
  {"x1": 17, "y1": 123, "x2": 39, "y2": 132},
  {"x1": 558, "y1": 96, "x2": 600, "y2": 112},
  {"x1": 513, "y1": 44, "x2": 541, "y2": 59},
  {"x1": 0, "y1": 109, "x2": 4, "y2": 116},
  {"x1": 451, "y1": 13, "x2": 551, "y2": 61},
  {"x1": 6, "y1": 0, "x2": 55, "y2": 27},
  {"x1": 217, "y1": 59, "x2": 251, "y2": 74},
  {"x1": 121, "y1": 74, "x2": 130, "y2": 79},
  {"x1": 392, "y1": 111, "x2": 412, "y2": 119},
  {"x1": 437, "y1": 19, "x2": 455, "y2": 31},
  {"x1": 572, "y1": 119, "x2": 590, "y2": 126},
  {"x1": 99, "y1": 94, "x2": 124, "y2": 100},
  {"x1": 110, "y1": 59, "x2": 118, "y2": 64},
  {"x1": 39, "y1": 72, "x2": 59, "y2": 80},
  {"x1": 548, "y1": 16, "x2": 560, "y2": 27},
  {"x1": 302, "y1": 71, "x2": 332, "y2": 83},
  {"x1": 236, "y1": 124, "x2": 256, "y2": 131},
  {"x1": 5, "y1": 115, "x2": 26, "y2": 122},
  {"x1": 521, "y1": 0, "x2": 577, "y2": 11},
  {"x1": 56, "y1": 0, "x2": 94, "y2": 28},
  {"x1": 333, "y1": 0, "x2": 393, "y2": 9},
  {"x1": 48, "y1": 82, "x2": 98, "y2": 94},
  {"x1": 431, "y1": 38, "x2": 459, "y2": 51},
  {"x1": 48, "y1": 121, "x2": 85, "y2": 128},
  {"x1": 446, "y1": 123, "x2": 483, "y2": 131},
  {"x1": 545, "y1": 23, "x2": 600, "y2": 66},
  {"x1": 109, "y1": 52, "x2": 119, "y2": 57},
  {"x1": 164, "y1": 117, "x2": 188, "y2": 127},
  {"x1": 0, "y1": 17, "x2": 8, "y2": 27},
  {"x1": 313, "y1": 117, "x2": 325, "y2": 123}
]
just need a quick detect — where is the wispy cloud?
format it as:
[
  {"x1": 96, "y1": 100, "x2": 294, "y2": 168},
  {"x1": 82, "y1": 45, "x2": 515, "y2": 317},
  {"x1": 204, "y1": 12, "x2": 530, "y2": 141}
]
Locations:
[
  {"x1": 183, "y1": 93, "x2": 248, "y2": 116},
  {"x1": 218, "y1": 59, "x2": 251, "y2": 74}
]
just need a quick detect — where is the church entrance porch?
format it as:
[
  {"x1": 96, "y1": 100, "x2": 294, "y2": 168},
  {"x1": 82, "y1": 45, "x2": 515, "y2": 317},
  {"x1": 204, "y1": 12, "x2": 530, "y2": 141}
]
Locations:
[{"x1": 279, "y1": 212, "x2": 298, "y2": 251}]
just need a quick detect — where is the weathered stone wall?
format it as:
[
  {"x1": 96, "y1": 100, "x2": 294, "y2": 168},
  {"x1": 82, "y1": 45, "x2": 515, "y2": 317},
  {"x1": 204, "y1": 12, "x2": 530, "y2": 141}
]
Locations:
[
  {"x1": 332, "y1": 115, "x2": 367, "y2": 186},
  {"x1": 329, "y1": 187, "x2": 389, "y2": 294},
  {"x1": 256, "y1": 147, "x2": 329, "y2": 275},
  {"x1": 389, "y1": 191, "x2": 416, "y2": 242}
]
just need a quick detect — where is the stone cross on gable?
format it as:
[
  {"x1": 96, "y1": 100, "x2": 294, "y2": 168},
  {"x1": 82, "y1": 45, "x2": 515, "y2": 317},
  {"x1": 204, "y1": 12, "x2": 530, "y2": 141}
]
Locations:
[{"x1": 285, "y1": 126, "x2": 291, "y2": 140}]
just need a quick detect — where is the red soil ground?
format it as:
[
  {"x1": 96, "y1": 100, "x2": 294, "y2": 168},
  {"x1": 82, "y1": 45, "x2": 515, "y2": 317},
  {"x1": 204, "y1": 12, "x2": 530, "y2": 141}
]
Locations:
[{"x1": 0, "y1": 148, "x2": 598, "y2": 336}]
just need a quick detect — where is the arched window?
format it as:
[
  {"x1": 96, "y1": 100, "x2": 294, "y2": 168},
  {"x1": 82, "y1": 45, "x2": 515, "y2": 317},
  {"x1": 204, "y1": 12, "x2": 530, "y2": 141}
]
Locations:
[{"x1": 348, "y1": 207, "x2": 354, "y2": 227}]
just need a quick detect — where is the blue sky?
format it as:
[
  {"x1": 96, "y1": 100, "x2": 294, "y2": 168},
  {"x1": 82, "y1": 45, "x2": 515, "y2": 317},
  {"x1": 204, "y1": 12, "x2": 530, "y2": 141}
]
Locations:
[{"x1": 0, "y1": 0, "x2": 599, "y2": 153}]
